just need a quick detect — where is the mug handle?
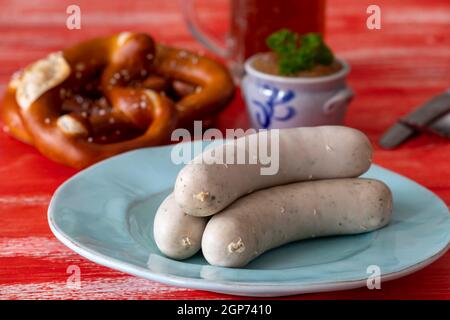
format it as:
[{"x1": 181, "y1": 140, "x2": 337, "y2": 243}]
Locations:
[
  {"x1": 323, "y1": 87, "x2": 355, "y2": 115},
  {"x1": 179, "y1": 0, "x2": 228, "y2": 58}
]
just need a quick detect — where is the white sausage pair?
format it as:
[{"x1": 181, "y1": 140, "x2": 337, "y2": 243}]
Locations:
[{"x1": 153, "y1": 126, "x2": 393, "y2": 267}]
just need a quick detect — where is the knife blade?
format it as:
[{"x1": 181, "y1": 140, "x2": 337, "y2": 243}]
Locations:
[
  {"x1": 428, "y1": 111, "x2": 450, "y2": 138},
  {"x1": 379, "y1": 90, "x2": 450, "y2": 149}
]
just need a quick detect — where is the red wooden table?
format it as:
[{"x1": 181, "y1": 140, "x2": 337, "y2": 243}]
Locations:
[{"x1": 0, "y1": 0, "x2": 449, "y2": 299}]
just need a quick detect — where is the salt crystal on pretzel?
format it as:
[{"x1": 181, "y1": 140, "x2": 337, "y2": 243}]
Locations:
[{"x1": 56, "y1": 115, "x2": 89, "y2": 137}]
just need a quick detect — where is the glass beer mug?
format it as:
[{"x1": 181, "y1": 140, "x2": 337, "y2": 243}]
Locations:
[{"x1": 181, "y1": 0, "x2": 326, "y2": 76}]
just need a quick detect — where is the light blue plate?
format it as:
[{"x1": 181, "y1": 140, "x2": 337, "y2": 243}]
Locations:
[{"x1": 48, "y1": 141, "x2": 450, "y2": 297}]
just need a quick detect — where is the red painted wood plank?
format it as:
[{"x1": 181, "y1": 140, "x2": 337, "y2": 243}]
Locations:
[{"x1": 0, "y1": 0, "x2": 449, "y2": 299}]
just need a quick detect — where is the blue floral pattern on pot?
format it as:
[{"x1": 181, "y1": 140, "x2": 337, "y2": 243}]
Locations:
[{"x1": 252, "y1": 84, "x2": 296, "y2": 129}]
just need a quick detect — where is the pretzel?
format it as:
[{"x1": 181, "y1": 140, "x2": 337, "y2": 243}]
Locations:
[
  {"x1": 1, "y1": 32, "x2": 235, "y2": 168},
  {"x1": 154, "y1": 45, "x2": 235, "y2": 124}
]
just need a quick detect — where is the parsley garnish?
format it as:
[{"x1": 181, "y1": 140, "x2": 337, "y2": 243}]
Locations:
[{"x1": 266, "y1": 29, "x2": 334, "y2": 76}]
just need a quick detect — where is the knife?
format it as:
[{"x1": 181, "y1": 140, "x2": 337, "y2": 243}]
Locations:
[
  {"x1": 379, "y1": 90, "x2": 450, "y2": 149},
  {"x1": 428, "y1": 112, "x2": 450, "y2": 138}
]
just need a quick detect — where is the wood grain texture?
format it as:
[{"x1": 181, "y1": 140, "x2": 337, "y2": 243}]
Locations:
[{"x1": 0, "y1": 0, "x2": 449, "y2": 300}]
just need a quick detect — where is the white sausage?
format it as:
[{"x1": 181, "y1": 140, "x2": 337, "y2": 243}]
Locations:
[
  {"x1": 175, "y1": 126, "x2": 373, "y2": 217},
  {"x1": 153, "y1": 193, "x2": 207, "y2": 259},
  {"x1": 201, "y1": 178, "x2": 392, "y2": 267}
]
